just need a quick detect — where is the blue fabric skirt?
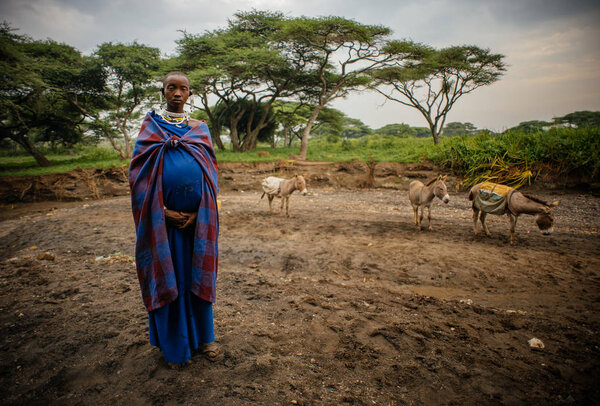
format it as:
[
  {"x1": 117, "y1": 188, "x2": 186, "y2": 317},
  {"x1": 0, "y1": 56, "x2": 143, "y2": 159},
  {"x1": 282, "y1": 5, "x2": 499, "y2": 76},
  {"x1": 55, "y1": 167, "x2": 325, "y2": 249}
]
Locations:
[{"x1": 148, "y1": 225, "x2": 215, "y2": 364}]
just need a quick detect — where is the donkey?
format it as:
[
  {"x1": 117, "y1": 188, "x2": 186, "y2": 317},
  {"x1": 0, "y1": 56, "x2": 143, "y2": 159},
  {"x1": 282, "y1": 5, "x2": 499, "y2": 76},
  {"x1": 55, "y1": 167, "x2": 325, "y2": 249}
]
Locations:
[
  {"x1": 261, "y1": 175, "x2": 308, "y2": 217},
  {"x1": 468, "y1": 182, "x2": 561, "y2": 245},
  {"x1": 408, "y1": 175, "x2": 450, "y2": 230}
]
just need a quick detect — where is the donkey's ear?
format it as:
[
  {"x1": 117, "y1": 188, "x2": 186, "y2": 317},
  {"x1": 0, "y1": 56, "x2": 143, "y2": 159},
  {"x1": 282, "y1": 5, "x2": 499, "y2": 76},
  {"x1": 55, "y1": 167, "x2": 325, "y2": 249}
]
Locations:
[
  {"x1": 548, "y1": 200, "x2": 561, "y2": 208},
  {"x1": 441, "y1": 175, "x2": 448, "y2": 181},
  {"x1": 437, "y1": 174, "x2": 442, "y2": 180}
]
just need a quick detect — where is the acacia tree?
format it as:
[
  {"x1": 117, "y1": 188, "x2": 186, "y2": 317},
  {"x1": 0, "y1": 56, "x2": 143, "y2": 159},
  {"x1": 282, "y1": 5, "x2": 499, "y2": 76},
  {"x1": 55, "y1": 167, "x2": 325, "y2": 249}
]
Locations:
[
  {"x1": 0, "y1": 23, "x2": 106, "y2": 165},
  {"x1": 93, "y1": 42, "x2": 160, "y2": 158},
  {"x1": 372, "y1": 42, "x2": 506, "y2": 144},
  {"x1": 178, "y1": 11, "x2": 305, "y2": 152},
  {"x1": 274, "y1": 16, "x2": 392, "y2": 159}
]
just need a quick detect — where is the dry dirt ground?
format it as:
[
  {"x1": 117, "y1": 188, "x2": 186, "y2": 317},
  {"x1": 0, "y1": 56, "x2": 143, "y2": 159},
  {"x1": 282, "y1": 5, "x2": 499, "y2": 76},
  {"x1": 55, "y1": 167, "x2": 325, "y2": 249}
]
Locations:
[{"x1": 0, "y1": 165, "x2": 599, "y2": 405}]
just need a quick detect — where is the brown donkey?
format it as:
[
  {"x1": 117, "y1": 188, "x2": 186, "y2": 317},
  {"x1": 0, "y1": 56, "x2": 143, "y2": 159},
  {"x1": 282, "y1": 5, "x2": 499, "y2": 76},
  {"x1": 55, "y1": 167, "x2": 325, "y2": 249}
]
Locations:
[
  {"x1": 261, "y1": 175, "x2": 308, "y2": 216},
  {"x1": 469, "y1": 182, "x2": 560, "y2": 245},
  {"x1": 408, "y1": 175, "x2": 450, "y2": 230}
]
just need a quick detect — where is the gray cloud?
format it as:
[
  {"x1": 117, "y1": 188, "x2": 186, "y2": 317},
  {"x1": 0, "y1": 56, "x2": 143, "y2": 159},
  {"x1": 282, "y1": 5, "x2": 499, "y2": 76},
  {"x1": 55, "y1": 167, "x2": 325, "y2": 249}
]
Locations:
[{"x1": 1, "y1": 0, "x2": 599, "y2": 129}]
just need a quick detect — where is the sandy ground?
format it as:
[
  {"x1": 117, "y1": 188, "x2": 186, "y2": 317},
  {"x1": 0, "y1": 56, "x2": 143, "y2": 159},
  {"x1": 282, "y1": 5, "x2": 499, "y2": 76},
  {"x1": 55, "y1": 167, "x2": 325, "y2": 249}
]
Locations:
[{"x1": 0, "y1": 181, "x2": 599, "y2": 405}]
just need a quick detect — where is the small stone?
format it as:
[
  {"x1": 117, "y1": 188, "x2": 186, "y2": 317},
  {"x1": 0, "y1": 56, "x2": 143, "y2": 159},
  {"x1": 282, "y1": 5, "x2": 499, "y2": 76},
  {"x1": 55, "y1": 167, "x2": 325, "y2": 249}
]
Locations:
[
  {"x1": 37, "y1": 252, "x2": 55, "y2": 261},
  {"x1": 291, "y1": 401, "x2": 297, "y2": 405},
  {"x1": 528, "y1": 337, "x2": 545, "y2": 350}
]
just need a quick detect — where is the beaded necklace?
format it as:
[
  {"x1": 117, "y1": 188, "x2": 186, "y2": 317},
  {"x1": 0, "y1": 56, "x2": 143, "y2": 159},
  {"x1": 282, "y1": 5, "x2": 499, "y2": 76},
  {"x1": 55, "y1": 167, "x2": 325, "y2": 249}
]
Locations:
[{"x1": 160, "y1": 110, "x2": 190, "y2": 127}]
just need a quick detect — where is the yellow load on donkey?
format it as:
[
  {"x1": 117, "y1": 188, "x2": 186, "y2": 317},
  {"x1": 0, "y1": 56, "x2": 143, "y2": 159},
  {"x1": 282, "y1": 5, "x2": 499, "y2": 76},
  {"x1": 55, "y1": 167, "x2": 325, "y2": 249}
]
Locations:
[{"x1": 472, "y1": 181, "x2": 514, "y2": 215}]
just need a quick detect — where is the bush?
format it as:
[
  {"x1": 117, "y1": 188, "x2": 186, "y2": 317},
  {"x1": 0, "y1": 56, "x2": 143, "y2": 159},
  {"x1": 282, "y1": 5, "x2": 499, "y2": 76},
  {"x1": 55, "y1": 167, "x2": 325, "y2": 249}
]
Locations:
[{"x1": 430, "y1": 127, "x2": 600, "y2": 187}]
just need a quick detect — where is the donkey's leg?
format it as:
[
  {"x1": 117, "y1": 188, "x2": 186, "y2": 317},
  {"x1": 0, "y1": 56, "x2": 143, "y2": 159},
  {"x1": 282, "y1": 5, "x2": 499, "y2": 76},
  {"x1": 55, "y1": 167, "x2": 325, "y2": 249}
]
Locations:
[
  {"x1": 472, "y1": 208, "x2": 480, "y2": 235},
  {"x1": 280, "y1": 197, "x2": 285, "y2": 216},
  {"x1": 508, "y1": 214, "x2": 519, "y2": 245},
  {"x1": 427, "y1": 205, "x2": 433, "y2": 231},
  {"x1": 268, "y1": 195, "x2": 274, "y2": 214},
  {"x1": 480, "y1": 212, "x2": 491, "y2": 236},
  {"x1": 412, "y1": 205, "x2": 419, "y2": 226},
  {"x1": 418, "y1": 206, "x2": 424, "y2": 230},
  {"x1": 286, "y1": 197, "x2": 291, "y2": 217}
]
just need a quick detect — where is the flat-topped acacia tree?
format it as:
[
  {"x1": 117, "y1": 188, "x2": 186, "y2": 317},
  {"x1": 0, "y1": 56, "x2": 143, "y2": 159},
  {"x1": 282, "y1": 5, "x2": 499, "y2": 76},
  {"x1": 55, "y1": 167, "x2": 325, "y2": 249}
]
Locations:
[
  {"x1": 274, "y1": 16, "x2": 393, "y2": 159},
  {"x1": 372, "y1": 41, "x2": 506, "y2": 144},
  {"x1": 178, "y1": 11, "x2": 305, "y2": 152}
]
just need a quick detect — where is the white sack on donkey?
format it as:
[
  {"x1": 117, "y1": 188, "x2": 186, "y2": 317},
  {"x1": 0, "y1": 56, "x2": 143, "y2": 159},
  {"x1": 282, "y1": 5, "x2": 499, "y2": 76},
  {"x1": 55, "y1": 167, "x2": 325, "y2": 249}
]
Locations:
[{"x1": 261, "y1": 175, "x2": 308, "y2": 217}]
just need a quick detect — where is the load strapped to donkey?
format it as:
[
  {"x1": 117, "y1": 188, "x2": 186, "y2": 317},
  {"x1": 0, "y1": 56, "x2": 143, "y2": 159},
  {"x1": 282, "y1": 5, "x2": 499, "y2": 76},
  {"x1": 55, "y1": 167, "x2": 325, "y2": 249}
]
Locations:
[
  {"x1": 472, "y1": 182, "x2": 515, "y2": 215},
  {"x1": 261, "y1": 176, "x2": 284, "y2": 198},
  {"x1": 469, "y1": 181, "x2": 560, "y2": 244},
  {"x1": 261, "y1": 175, "x2": 308, "y2": 216}
]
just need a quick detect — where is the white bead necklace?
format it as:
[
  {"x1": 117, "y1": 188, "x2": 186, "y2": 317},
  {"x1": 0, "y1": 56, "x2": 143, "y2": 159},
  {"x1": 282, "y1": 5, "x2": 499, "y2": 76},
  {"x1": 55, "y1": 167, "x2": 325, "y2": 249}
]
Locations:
[{"x1": 160, "y1": 110, "x2": 190, "y2": 127}]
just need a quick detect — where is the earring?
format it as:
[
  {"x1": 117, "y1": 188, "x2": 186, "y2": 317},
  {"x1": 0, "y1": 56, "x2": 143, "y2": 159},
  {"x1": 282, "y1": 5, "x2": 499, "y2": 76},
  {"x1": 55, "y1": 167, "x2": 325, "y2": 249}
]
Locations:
[{"x1": 188, "y1": 94, "x2": 194, "y2": 112}]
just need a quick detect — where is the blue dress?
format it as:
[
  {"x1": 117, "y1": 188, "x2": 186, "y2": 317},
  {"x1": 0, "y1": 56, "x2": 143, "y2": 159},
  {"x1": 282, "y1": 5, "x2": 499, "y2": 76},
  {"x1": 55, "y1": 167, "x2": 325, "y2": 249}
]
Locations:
[{"x1": 147, "y1": 112, "x2": 215, "y2": 364}]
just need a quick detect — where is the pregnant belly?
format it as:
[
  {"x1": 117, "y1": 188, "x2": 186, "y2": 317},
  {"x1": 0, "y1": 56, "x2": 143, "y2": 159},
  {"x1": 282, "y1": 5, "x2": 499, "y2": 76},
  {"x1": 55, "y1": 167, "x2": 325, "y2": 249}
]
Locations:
[{"x1": 162, "y1": 148, "x2": 204, "y2": 212}]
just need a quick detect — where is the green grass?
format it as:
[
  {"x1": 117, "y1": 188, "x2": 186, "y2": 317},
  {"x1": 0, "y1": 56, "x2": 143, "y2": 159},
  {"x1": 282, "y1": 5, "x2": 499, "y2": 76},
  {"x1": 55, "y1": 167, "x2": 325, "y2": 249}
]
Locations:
[
  {"x1": 2, "y1": 128, "x2": 598, "y2": 186},
  {"x1": 215, "y1": 136, "x2": 437, "y2": 163},
  {"x1": 0, "y1": 146, "x2": 125, "y2": 177}
]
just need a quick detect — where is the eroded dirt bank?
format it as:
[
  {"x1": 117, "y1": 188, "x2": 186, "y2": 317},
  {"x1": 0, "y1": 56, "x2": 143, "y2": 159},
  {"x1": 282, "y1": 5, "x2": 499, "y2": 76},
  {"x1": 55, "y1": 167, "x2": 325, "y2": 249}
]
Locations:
[
  {"x1": 0, "y1": 161, "x2": 466, "y2": 204},
  {"x1": 0, "y1": 181, "x2": 599, "y2": 404}
]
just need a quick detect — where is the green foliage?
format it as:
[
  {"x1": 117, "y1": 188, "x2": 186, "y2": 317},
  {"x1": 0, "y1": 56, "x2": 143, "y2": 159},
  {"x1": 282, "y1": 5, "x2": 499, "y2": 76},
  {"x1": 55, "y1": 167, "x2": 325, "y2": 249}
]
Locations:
[
  {"x1": 442, "y1": 122, "x2": 478, "y2": 137},
  {"x1": 0, "y1": 23, "x2": 106, "y2": 165},
  {"x1": 505, "y1": 120, "x2": 552, "y2": 133},
  {"x1": 373, "y1": 42, "x2": 506, "y2": 143},
  {"x1": 430, "y1": 127, "x2": 600, "y2": 187},
  {"x1": 553, "y1": 110, "x2": 600, "y2": 128},
  {"x1": 374, "y1": 123, "x2": 430, "y2": 138}
]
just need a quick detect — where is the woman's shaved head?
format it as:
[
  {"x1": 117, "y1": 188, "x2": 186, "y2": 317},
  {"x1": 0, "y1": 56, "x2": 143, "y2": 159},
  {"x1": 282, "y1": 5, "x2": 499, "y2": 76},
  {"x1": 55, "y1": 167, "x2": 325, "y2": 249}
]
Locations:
[{"x1": 163, "y1": 71, "x2": 190, "y2": 87}]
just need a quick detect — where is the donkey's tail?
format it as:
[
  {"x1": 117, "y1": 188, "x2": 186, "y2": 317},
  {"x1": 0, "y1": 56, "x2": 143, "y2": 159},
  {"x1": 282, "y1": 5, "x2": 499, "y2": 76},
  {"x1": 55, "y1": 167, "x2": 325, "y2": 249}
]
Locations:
[
  {"x1": 260, "y1": 192, "x2": 265, "y2": 199},
  {"x1": 468, "y1": 188, "x2": 475, "y2": 201}
]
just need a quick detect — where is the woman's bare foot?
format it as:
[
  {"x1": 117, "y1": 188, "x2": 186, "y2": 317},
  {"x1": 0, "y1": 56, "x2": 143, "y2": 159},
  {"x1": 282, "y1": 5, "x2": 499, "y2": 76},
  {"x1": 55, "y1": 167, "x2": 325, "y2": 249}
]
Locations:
[
  {"x1": 168, "y1": 360, "x2": 192, "y2": 369},
  {"x1": 199, "y1": 343, "x2": 223, "y2": 362}
]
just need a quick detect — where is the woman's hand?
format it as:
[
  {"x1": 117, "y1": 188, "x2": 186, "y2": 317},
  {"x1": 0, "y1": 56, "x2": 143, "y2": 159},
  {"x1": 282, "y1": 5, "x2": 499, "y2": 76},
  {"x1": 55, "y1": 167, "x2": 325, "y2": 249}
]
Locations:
[{"x1": 164, "y1": 209, "x2": 197, "y2": 229}]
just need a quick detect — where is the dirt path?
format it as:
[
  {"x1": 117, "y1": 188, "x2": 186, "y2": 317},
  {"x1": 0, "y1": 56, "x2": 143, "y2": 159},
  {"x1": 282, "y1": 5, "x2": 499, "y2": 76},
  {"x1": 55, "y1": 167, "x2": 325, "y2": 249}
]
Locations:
[{"x1": 0, "y1": 186, "x2": 599, "y2": 405}]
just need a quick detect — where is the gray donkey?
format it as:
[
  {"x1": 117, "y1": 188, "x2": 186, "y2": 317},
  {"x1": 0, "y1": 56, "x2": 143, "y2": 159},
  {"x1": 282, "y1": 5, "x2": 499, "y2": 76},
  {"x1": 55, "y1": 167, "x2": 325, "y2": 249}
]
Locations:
[
  {"x1": 408, "y1": 175, "x2": 450, "y2": 230},
  {"x1": 469, "y1": 182, "x2": 560, "y2": 245},
  {"x1": 261, "y1": 175, "x2": 308, "y2": 216}
]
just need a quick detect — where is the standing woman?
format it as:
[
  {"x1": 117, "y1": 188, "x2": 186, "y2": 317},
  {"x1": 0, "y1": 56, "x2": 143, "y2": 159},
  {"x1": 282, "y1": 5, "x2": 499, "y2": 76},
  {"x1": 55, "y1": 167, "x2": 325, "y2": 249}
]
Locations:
[{"x1": 129, "y1": 72, "x2": 221, "y2": 367}]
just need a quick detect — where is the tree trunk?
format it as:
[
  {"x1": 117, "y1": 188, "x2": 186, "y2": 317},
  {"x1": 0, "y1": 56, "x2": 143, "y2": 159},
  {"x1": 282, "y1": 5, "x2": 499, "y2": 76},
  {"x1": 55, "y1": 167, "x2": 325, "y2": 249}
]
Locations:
[
  {"x1": 229, "y1": 119, "x2": 241, "y2": 152},
  {"x1": 211, "y1": 126, "x2": 225, "y2": 150},
  {"x1": 299, "y1": 105, "x2": 323, "y2": 160},
  {"x1": 283, "y1": 126, "x2": 290, "y2": 147},
  {"x1": 11, "y1": 133, "x2": 52, "y2": 167},
  {"x1": 432, "y1": 128, "x2": 440, "y2": 145},
  {"x1": 103, "y1": 128, "x2": 127, "y2": 160}
]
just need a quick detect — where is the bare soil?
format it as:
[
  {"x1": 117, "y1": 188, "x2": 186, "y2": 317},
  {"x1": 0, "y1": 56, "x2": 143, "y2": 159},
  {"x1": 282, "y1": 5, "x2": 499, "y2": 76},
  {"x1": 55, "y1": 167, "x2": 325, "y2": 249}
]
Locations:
[{"x1": 0, "y1": 163, "x2": 599, "y2": 405}]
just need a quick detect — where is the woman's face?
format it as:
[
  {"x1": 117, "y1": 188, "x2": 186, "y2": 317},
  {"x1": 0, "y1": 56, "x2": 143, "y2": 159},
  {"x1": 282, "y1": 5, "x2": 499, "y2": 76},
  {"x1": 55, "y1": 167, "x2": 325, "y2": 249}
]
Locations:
[{"x1": 163, "y1": 75, "x2": 191, "y2": 112}]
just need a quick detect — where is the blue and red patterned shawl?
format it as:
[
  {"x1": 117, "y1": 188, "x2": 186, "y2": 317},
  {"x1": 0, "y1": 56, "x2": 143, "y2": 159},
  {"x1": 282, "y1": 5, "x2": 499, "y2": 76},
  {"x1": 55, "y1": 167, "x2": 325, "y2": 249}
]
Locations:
[{"x1": 129, "y1": 112, "x2": 219, "y2": 312}]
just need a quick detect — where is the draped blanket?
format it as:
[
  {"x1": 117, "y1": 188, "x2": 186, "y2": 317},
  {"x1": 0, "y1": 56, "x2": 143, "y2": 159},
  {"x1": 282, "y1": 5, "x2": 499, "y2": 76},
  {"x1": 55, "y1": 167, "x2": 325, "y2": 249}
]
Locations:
[
  {"x1": 474, "y1": 181, "x2": 514, "y2": 215},
  {"x1": 262, "y1": 176, "x2": 284, "y2": 196},
  {"x1": 129, "y1": 113, "x2": 219, "y2": 312}
]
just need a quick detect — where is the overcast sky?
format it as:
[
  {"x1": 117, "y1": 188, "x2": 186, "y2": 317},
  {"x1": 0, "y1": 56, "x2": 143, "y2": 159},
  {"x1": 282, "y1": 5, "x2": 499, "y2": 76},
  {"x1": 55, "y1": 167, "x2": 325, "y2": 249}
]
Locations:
[{"x1": 2, "y1": 0, "x2": 599, "y2": 131}]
